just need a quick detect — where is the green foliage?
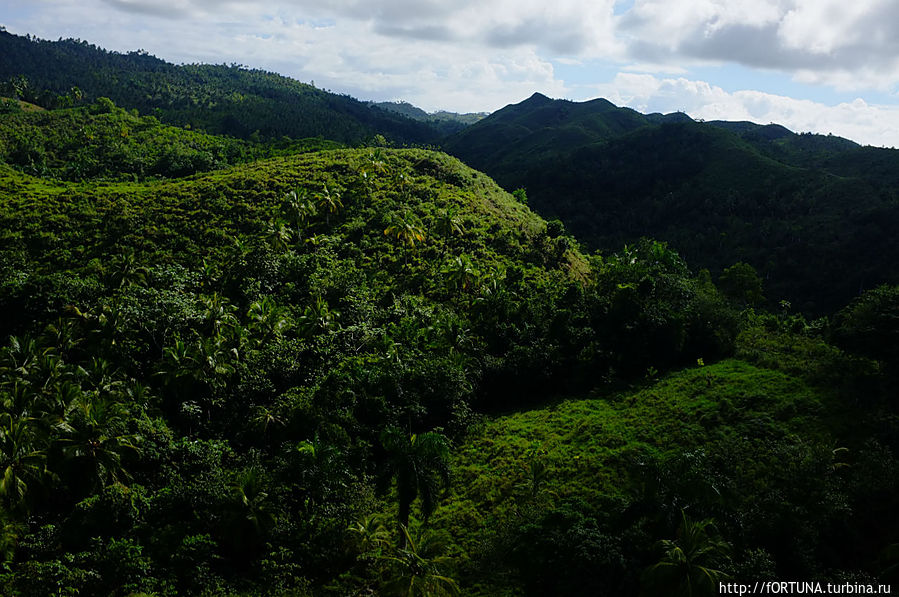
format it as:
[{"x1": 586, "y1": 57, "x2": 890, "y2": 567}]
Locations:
[
  {"x1": 641, "y1": 511, "x2": 731, "y2": 597},
  {"x1": 0, "y1": 50, "x2": 894, "y2": 594},
  {"x1": 832, "y1": 284, "x2": 899, "y2": 366},
  {"x1": 445, "y1": 94, "x2": 899, "y2": 316},
  {"x1": 0, "y1": 30, "x2": 443, "y2": 145},
  {"x1": 378, "y1": 429, "x2": 451, "y2": 540},
  {"x1": 718, "y1": 262, "x2": 765, "y2": 306},
  {"x1": 0, "y1": 102, "x2": 316, "y2": 181}
]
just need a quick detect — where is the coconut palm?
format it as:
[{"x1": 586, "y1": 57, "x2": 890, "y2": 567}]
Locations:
[
  {"x1": 281, "y1": 186, "x2": 317, "y2": 239},
  {"x1": 0, "y1": 509, "x2": 26, "y2": 563},
  {"x1": 247, "y1": 296, "x2": 292, "y2": 344},
  {"x1": 0, "y1": 417, "x2": 49, "y2": 512},
  {"x1": 380, "y1": 525, "x2": 459, "y2": 597},
  {"x1": 316, "y1": 184, "x2": 343, "y2": 226},
  {"x1": 56, "y1": 394, "x2": 140, "y2": 492},
  {"x1": 297, "y1": 295, "x2": 340, "y2": 337},
  {"x1": 433, "y1": 208, "x2": 464, "y2": 239},
  {"x1": 441, "y1": 255, "x2": 479, "y2": 292},
  {"x1": 641, "y1": 510, "x2": 731, "y2": 597},
  {"x1": 385, "y1": 211, "x2": 426, "y2": 248},
  {"x1": 378, "y1": 428, "x2": 450, "y2": 545},
  {"x1": 348, "y1": 513, "x2": 391, "y2": 558}
]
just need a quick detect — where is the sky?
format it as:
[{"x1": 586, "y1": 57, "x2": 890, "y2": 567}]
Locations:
[{"x1": 4, "y1": 0, "x2": 899, "y2": 147}]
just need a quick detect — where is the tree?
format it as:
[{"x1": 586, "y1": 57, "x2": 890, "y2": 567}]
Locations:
[
  {"x1": 380, "y1": 526, "x2": 459, "y2": 597},
  {"x1": 718, "y1": 262, "x2": 764, "y2": 307},
  {"x1": 378, "y1": 428, "x2": 450, "y2": 545},
  {"x1": 0, "y1": 418, "x2": 48, "y2": 513},
  {"x1": 642, "y1": 511, "x2": 731, "y2": 597},
  {"x1": 281, "y1": 187, "x2": 317, "y2": 240},
  {"x1": 316, "y1": 184, "x2": 343, "y2": 226},
  {"x1": 385, "y1": 211, "x2": 426, "y2": 248},
  {"x1": 441, "y1": 255, "x2": 479, "y2": 292},
  {"x1": 56, "y1": 395, "x2": 140, "y2": 492}
]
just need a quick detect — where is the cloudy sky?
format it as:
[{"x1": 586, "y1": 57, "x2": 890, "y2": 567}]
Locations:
[{"x1": 4, "y1": 0, "x2": 899, "y2": 146}]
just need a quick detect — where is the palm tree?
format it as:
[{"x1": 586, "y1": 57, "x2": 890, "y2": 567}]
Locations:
[
  {"x1": 316, "y1": 184, "x2": 343, "y2": 226},
  {"x1": 229, "y1": 466, "x2": 275, "y2": 540},
  {"x1": 378, "y1": 428, "x2": 450, "y2": 545},
  {"x1": 348, "y1": 513, "x2": 391, "y2": 559},
  {"x1": 297, "y1": 295, "x2": 340, "y2": 337},
  {"x1": 0, "y1": 509, "x2": 26, "y2": 563},
  {"x1": 281, "y1": 187, "x2": 317, "y2": 239},
  {"x1": 379, "y1": 525, "x2": 459, "y2": 597},
  {"x1": 385, "y1": 212, "x2": 426, "y2": 248},
  {"x1": 434, "y1": 209, "x2": 464, "y2": 238},
  {"x1": 641, "y1": 510, "x2": 731, "y2": 597},
  {"x1": 0, "y1": 417, "x2": 49, "y2": 513},
  {"x1": 441, "y1": 255, "x2": 479, "y2": 292},
  {"x1": 56, "y1": 394, "x2": 140, "y2": 492},
  {"x1": 247, "y1": 296, "x2": 292, "y2": 344},
  {"x1": 264, "y1": 218, "x2": 293, "y2": 253}
]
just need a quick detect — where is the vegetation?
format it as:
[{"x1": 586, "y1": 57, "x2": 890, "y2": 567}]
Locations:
[
  {"x1": 367, "y1": 101, "x2": 488, "y2": 135},
  {"x1": 0, "y1": 31, "x2": 897, "y2": 597},
  {"x1": 0, "y1": 31, "x2": 442, "y2": 145},
  {"x1": 445, "y1": 93, "x2": 899, "y2": 315}
]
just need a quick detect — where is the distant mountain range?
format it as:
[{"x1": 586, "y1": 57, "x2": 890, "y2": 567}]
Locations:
[
  {"x1": 0, "y1": 30, "x2": 443, "y2": 145},
  {"x1": 4, "y1": 28, "x2": 899, "y2": 313},
  {"x1": 444, "y1": 93, "x2": 899, "y2": 314},
  {"x1": 366, "y1": 101, "x2": 487, "y2": 135}
]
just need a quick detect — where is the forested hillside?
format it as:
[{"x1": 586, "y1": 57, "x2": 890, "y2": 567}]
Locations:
[
  {"x1": 0, "y1": 97, "x2": 340, "y2": 181},
  {"x1": 1, "y1": 31, "x2": 898, "y2": 597},
  {"x1": 445, "y1": 94, "x2": 899, "y2": 315},
  {"x1": 0, "y1": 30, "x2": 441, "y2": 145},
  {"x1": 366, "y1": 101, "x2": 487, "y2": 136}
]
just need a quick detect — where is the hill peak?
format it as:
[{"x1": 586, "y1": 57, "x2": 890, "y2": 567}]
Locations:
[{"x1": 524, "y1": 92, "x2": 553, "y2": 104}]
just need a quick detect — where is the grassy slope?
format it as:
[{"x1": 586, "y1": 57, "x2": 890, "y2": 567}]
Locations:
[
  {"x1": 437, "y1": 360, "x2": 827, "y2": 545},
  {"x1": 0, "y1": 105, "x2": 345, "y2": 181},
  {"x1": 421, "y1": 319, "x2": 886, "y2": 594},
  {"x1": 0, "y1": 146, "x2": 588, "y2": 342}
]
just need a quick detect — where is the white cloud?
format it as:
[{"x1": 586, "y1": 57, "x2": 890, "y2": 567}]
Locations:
[
  {"x1": 620, "y1": 0, "x2": 899, "y2": 91},
  {"x1": 4, "y1": 0, "x2": 572, "y2": 113},
  {"x1": 5, "y1": 0, "x2": 899, "y2": 144},
  {"x1": 596, "y1": 73, "x2": 899, "y2": 147}
]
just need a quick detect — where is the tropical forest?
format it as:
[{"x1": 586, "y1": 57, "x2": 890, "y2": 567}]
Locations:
[{"x1": 0, "y1": 29, "x2": 898, "y2": 596}]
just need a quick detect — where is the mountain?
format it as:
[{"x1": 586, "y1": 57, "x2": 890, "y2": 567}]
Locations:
[
  {"x1": 0, "y1": 113, "x2": 751, "y2": 592},
  {"x1": 2, "y1": 34, "x2": 899, "y2": 597},
  {"x1": 0, "y1": 30, "x2": 443, "y2": 145},
  {"x1": 367, "y1": 100, "x2": 488, "y2": 135},
  {"x1": 444, "y1": 94, "x2": 899, "y2": 314}
]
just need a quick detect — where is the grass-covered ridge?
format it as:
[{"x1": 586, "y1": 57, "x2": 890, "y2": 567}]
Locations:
[
  {"x1": 0, "y1": 147, "x2": 567, "y2": 282},
  {"x1": 432, "y1": 340, "x2": 890, "y2": 596},
  {"x1": 0, "y1": 137, "x2": 758, "y2": 594},
  {"x1": 0, "y1": 98, "x2": 341, "y2": 181}
]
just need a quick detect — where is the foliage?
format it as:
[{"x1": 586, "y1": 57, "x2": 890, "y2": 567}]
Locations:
[
  {"x1": 445, "y1": 94, "x2": 899, "y2": 316},
  {"x1": 0, "y1": 31, "x2": 443, "y2": 145},
  {"x1": 0, "y1": 37, "x2": 896, "y2": 595}
]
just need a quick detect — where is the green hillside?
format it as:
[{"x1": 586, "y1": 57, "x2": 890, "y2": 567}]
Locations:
[
  {"x1": 367, "y1": 101, "x2": 487, "y2": 135},
  {"x1": 434, "y1": 337, "x2": 892, "y2": 596},
  {"x1": 1, "y1": 31, "x2": 899, "y2": 597},
  {"x1": 0, "y1": 97, "x2": 342, "y2": 181},
  {"x1": 445, "y1": 95, "x2": 899, "y2": 315},
  {"x1": 0, "y1": 30, "x2": 442, "y2": 145},
  {"x1": 0, "y1": 122, "x2": 757, "y2": 593}
]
